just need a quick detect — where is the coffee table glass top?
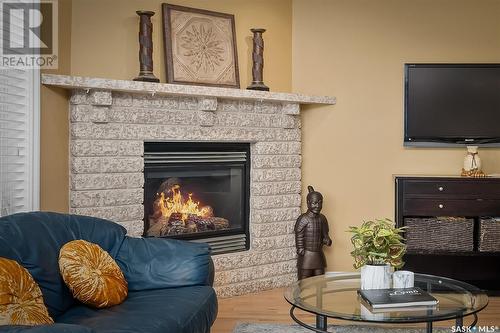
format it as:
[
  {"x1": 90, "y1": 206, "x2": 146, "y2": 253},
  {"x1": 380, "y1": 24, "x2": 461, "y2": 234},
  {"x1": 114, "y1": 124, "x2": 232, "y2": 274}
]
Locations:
[{"x1": 284, "y1": 273, "x2": 488, "y2": 323}]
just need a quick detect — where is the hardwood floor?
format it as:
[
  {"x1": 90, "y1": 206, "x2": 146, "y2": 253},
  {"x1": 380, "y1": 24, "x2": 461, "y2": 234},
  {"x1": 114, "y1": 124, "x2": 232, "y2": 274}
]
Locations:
[{"x1": 212, "y1": 288, "x2": 500, "y2": 333}]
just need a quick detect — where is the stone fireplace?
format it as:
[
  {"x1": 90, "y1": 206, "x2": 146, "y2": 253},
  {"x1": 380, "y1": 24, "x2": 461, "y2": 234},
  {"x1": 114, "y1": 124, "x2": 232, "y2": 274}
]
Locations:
[{"x1": 42, "y1": 74, "x2": 335, "y2": 297}]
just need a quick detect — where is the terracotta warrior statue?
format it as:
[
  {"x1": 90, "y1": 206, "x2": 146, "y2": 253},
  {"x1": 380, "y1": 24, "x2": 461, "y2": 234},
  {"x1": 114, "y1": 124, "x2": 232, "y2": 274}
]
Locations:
[{"x1": 295, "y1": 186, "x2": 332, "y2": 280}]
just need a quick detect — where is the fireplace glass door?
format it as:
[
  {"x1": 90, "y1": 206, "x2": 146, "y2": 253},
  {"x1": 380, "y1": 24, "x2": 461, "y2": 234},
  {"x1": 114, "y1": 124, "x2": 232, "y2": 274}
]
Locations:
[{"x1": 143, "y1": 142, "x2": 250, "y2": 254}]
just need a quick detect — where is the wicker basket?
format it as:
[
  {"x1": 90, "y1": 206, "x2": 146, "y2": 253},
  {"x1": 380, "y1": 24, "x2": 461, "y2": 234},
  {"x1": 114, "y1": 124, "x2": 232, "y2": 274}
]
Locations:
[
  {"x1": 479, "y1": 218, "x2": 500, "y2": 252},
  {"x1": 404, "y1": 217, "x2": 474, "y2": 252}
]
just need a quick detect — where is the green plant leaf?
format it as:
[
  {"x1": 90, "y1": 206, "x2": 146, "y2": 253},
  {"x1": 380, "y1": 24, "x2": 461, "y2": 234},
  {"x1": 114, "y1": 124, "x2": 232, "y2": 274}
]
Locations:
[
  {"x1": 377, "y1": 229, "x2": 392, "y2": 237},
  {"x1": 348, "y1": 218, "x2": 406, "y2": 269}
]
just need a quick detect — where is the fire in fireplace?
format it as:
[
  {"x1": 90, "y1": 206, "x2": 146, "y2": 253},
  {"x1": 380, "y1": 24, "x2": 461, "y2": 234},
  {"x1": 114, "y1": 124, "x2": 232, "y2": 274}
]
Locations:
[
  {"x1": 143, "y1": 142, "x2": 250, "y2": 254},
  {"x1": 147, "y1": 182, "x2": 229, "y2": 236}
]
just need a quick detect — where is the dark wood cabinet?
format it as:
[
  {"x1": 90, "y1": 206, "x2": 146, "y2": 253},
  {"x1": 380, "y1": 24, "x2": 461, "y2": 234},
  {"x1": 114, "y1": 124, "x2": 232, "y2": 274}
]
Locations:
[{"x1": 395, "y1": 176, "x2": 500, "y2": 294}]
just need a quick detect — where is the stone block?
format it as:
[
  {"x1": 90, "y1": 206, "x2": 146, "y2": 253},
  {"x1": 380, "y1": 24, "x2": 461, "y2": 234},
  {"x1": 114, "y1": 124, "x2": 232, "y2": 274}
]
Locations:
[
  {"x1": 71, "y1": 157, "x2": 143, "y2": 173},
  {"x1": 252, "y1": 142, "x2": 301, "y2": 155},
  {"x1": 215, "y1": 113, "x2": 284, "y2": 128},
  {"x1": 70, "y1": 105, "x2": 91, "y2": 122},
  {"x1": 114, "y1": 93, "x2": 178, "y2": 109},
  {"x1": 281, "y1": 115, "x2": 297, "y2": 129},
  {"x1": 198, "y1": 97, "x2": 217, "y2": 111},
  {"x1": 282, "y1": 102, "x2": 300, "y2": 115},
  {"x1": 213, "y1": 247, "x2": 296, "y2": 272},
  {"x1": 70, "y1": 188, "x2": 143, "y2": 208},
  {"x1": 252, "y1": 181, "x2": 301, "y2": 196},
  {"x1": 252, "y1": 168, "x2": 301, "y2": 182},
  {"x1": 251, "y1": 234, "x2": 296, "y2": 251},
  {"x1": 71, "y1": 105, "x2": 109, "y2": 123},
  {"x1": 238, "y1": 100, "x2": 254, "y2": 112},
  {"x1": 70, "y1": 173, "x2": 144, "y2": 190},
  {"x1": 218, "y1": 99, "x2": 239, "y2": 112},
  {"x1": 70, "y1": 90, "x2": 89, "y2": 105},
  {"x1": 106, "y1": 107, "x2": 197, "y2": 125},
  {"x1": 251, "y1": 207, "x2": 302, "y2": 224},
  {"x1": 215, "y1": 272, "x2": 296, "y2": 298},
  {"x1": 112, "y1": 92, "x2": 133, "y2": 107},
  {"x1": 251, "y1": 194, "x2": 301, "y2": 209},
  {"x1": 250, "y1": 221, "x2": 292, "y2": 238},
  {"x1": 269, "y1": 115, "x2": 282, "y2": 128},
  {"x1": 90, "y1": 90, "x2": 112, "y2": 106},
  {"x1": 251, "y1": 181, "x2": 301, "y2": 196},
  {"x1": 178, "y1": 97, "x2": 199, "y2": 110},
  {"x1": 131, "y1": 94, "x2": 166, "y2": 108},
  {"x1": 198, "y1": 111, "x2": 216, "y2": 127},
  {"x1": 162, "y1": 96, "x2": 180, "y2": 109},
  {"x1": 71, "y1": 140, "x2": 143, "y2": 157},
  {"x1": 294, "y1": 117, "x2": 302, "y2": 129},
  {"x1": 254, "y1": 101, "x2": 281, "y2": 114},
  {"x1": 72, "y1": 204, "x2": 143, "y2": 221},
  {"x1": 90, "y1": 106, "x2": 109, "y2": 123},
  {"x1": 214, "y1": 260, "x2": 296, "y2": 286},
  {"x1": 252, "y1": 155, "x2": 301, "y2": 169}
]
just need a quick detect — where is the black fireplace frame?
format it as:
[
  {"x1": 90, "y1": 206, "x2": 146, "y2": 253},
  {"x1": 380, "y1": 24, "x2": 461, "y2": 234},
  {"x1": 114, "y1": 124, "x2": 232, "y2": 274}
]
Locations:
[{"x1": 143, "y1": 142, "x2": 251, "y2": 252}]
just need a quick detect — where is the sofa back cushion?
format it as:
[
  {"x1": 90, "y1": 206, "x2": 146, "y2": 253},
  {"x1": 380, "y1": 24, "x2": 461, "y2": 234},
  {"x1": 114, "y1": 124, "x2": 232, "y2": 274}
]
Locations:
[
  {"x1": 116, "y1": 237, "x2": 210, "y2": 291},
  {"x1": 0, "y1": 212, "x2": 126, "y2": 318}
]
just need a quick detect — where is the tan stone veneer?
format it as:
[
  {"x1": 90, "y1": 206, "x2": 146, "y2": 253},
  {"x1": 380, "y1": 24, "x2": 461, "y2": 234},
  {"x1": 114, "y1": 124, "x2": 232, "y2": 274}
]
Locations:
[{"x1": 43, "y1": 74, "x2": 335, "y2": 297}]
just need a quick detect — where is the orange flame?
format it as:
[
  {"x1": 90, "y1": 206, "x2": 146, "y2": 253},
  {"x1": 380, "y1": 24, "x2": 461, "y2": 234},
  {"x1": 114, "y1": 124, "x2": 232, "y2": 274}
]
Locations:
[{"x1": 155, "y1": 185, "x2": 211, "y2": 221}]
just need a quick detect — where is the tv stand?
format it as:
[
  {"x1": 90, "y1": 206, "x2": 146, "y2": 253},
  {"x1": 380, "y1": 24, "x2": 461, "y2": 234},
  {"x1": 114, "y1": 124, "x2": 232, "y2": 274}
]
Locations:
[{"x1": 395, "y1": 175, "x2": 500, "y2": 294}]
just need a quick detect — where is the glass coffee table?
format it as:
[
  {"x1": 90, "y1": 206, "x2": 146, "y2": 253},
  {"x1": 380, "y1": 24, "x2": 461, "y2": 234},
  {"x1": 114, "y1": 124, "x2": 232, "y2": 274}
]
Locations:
[{"x1": 284, "y1": 272, "x2": 488, "y2": 333}]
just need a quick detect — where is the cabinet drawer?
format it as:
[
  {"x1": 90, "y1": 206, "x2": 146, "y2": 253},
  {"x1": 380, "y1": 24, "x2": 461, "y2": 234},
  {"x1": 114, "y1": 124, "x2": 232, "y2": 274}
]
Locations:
[
  {"x1": 403, "y1": 198, "x2": 500, "y2": 216},
  {"x1": 402, "y1": 180, "x2": 500, "y2": 199}
]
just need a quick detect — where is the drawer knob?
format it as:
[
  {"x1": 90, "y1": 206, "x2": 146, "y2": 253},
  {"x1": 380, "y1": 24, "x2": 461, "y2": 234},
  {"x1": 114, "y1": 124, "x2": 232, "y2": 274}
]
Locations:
[
  {"x1": 438, "y1": 186, "x2": 444, "y2": 192},
  {"x1": 438, "y1": 204, "x2": 444, "y2": 209}
]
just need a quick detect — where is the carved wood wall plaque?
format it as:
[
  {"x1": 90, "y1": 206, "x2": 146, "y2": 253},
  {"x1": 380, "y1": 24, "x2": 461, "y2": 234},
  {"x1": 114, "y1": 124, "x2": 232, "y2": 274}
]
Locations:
[{"x1": 162, "y1": 4, "x2": 240, "y2": 88}]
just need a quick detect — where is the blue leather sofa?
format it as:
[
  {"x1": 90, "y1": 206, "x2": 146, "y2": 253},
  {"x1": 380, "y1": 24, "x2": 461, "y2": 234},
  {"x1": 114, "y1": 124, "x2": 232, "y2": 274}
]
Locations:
[{"x1": 0, "y1": 212, "x2": 218, "y2": 333}]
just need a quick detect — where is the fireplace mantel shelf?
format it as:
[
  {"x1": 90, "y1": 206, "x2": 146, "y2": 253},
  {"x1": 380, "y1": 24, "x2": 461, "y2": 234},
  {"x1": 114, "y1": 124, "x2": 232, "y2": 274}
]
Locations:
[{"x1": 42, "y1": 74, "x2": 336, "y2": 105}]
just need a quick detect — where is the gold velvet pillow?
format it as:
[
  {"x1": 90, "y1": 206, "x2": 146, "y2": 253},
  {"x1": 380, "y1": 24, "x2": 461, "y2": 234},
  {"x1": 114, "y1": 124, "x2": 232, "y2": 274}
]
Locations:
[
  {"x1": 59, "y1": 240, "x2": 128, "y2": 308},
  {"x1": 0, "y1": 257, "x2": 53, "y2": 325}
]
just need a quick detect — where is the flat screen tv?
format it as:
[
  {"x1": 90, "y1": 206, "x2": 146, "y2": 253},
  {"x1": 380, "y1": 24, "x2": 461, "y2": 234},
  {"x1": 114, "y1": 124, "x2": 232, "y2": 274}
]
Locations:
[{"x1": 404, "y1": 64, "x2": 500, "y2": 146}]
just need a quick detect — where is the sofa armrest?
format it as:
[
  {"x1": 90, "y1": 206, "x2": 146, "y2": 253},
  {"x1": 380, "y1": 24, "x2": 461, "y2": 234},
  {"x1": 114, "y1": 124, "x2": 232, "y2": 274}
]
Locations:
[
  {"x1": 0, "y1": 324, "x2": 94, "y2": 333},
  {"x1": 116, "y1": 237, "x2": 212, "y2": 291}
]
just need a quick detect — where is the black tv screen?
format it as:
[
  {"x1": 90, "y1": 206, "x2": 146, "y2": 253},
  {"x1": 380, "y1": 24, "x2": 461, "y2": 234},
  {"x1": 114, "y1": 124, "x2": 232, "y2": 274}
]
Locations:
[{"x1": 404, "y1": 64, "x2": 500, "y2": 146}]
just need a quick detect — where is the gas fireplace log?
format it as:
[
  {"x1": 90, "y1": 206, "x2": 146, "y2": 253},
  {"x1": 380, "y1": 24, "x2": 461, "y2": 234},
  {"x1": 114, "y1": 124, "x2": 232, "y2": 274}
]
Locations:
[
  {"x1": 168, "y1": 213, "x2": 184, "y2": 223},
  {"x1": 149, "y1": 213, "x2": 230, "y2": 237},
  {"x1": 211, "y1": 217, "x2": 230, "y2": 230},
  {"x1": 157, "y1": 178, "x2": 182, "y2": 195},
  {"x1": 201, "y1": 206, "x2": 214, "y2": 218}
]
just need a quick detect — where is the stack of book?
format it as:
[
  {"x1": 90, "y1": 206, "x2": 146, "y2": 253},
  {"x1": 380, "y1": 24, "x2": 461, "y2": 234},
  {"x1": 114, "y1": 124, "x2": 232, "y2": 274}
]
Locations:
[{"x1": 358, "y1": 287, "x2": 439, "y2": 310}]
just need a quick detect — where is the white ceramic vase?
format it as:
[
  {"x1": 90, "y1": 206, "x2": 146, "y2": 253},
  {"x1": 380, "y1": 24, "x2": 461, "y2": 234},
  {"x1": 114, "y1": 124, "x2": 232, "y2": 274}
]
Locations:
[
  {"x1": 463, "y1": 146, "x2": 481, "y2": 171},
  {"x1": 393, "y1": 270, "x2": 414, "y2": 289},
  {"x1": 360, "y1": 264, "x2": 392, "y2": 290}
]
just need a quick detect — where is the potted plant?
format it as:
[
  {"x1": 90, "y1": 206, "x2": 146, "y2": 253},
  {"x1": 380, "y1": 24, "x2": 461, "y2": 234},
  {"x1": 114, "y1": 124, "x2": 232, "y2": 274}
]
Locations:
[{"x1": 347, "y1": 218, "x2": 406, "y2": 290}]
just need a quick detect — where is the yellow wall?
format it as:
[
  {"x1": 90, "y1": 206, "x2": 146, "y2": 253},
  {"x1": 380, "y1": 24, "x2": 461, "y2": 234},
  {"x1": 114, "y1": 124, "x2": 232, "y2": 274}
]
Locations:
[
  {"x1": 293, "y1": 0, "x2": 500, "y2": 271},
  {"x1": 70, "y1": 0, "x2": 292, "y2": 92},
  {"x1": 40, "y1": 0, "x2": 72, "y2": 212}
]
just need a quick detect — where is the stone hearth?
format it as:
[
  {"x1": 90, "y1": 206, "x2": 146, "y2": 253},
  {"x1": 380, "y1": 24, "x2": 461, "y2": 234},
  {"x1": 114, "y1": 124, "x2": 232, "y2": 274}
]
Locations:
[{"x1": 42, "y1": 74, "x2": 335, "y2": 297}]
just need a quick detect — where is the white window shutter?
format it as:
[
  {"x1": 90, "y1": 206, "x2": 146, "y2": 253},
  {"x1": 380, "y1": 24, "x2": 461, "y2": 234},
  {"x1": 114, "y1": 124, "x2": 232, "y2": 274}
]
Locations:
[{"x1": 0, "y1": 1, "x2": 40, "y2": 217}]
